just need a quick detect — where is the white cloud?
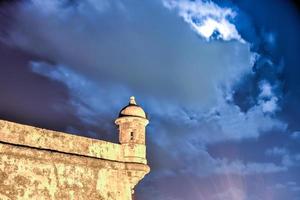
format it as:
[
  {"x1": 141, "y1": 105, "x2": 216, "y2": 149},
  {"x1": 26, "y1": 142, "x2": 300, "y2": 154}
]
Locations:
[
  {"x1": 29, "y1": 0, "x2": 61, "y2": 14},
  {"x1": 145, "y1": 91, "x2": 286, "y2": 147},
  {"x1": 291, "y1": 131, "x2": 300, "y2": 139},
  {"x1": 257, "y1": 80, "x2": 279, "y2": 114},
  {"x1": 287, "y1": 181, "x2": 297, "y2": 186},
  {"x1": 265, "y1": 146, "x2": 300, "y2": 168},
  {"x1": 211, "y1": 98, "x2": 286, "y2": 141},
  {"x1": 270, "y1": 181, "x2": 300, "y2": 193},
  {"x1": 29, "y1": 0, "x2": 111, "y2": 14},
  {"x1": 265, "y1": 147, "x2": 288, "y2": 156},
  {"x1": 259, "y1": 81, "x2": 273, "y2": 97},
  {"x1": 2, "y1": 0, "x2": 255, "y2": 108},
  {"x1": 260, "y1": 97, "x2": 278, "y2": 113},
  {"x1": 274, "y1": 183, "x2": 286, "y2": 189},
  {"x1": 163, "y1": 0, "x2": 243, "y2": 42},
  {"x1": 285, "y1": 181, "x2": 300, "y2": 192},
  {"x1": 214, "y1": 159, "x2": 287, "y2": 175}
]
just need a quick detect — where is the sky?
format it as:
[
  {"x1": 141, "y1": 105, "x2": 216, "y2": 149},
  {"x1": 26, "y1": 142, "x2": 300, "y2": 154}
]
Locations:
[{"x1": 0, "y1": 0, "x2": 300, "y2": 199}]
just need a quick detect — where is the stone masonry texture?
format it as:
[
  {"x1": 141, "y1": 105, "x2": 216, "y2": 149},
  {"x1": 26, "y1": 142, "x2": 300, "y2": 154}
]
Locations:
[{"x1": 0, "y1": 117, "x2": 150, "y2": 200}]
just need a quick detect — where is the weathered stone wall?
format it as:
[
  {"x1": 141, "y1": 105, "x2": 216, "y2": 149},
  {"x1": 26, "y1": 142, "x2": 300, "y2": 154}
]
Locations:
[{"x1": 0, "y1": 120, "x2": 150, "y2": 200}]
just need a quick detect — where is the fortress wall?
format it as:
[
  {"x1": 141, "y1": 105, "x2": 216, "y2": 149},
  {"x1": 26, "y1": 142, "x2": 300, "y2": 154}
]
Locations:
[
  {"x1": 0, "y1": 120, "x2": 150, "y2": 200},
  {"x1": 0, "y1": 142, "x2": 133, "y2": 200},
  {"x1": 0, "y1": 120, "x2": 123, "y2": 162}
]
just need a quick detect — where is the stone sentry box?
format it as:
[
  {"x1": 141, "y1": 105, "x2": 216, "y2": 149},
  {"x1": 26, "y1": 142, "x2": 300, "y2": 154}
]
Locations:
[{"x1": 0, "y1": 97, "x2": 150, "y2": 200}]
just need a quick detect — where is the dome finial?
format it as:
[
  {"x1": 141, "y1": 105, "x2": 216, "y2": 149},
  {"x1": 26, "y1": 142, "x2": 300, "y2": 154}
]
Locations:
[
  {"x1": 117, "y1": 96, "x2": 147, "y2": 119},
  {"x1": 129, "y1": 96, "x2": 136, "y2": 105}
]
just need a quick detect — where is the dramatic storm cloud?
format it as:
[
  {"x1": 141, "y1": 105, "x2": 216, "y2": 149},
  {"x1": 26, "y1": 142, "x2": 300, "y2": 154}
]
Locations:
[
  {"x1": 3, "y1": 0, "x2": 254, "y2": 108},
  {"x1": 163, "y1": 0, "x2": 243, "y2": 41},
  {"x1": 0, "y1": 0, "x2": 300, "y2": 199}
]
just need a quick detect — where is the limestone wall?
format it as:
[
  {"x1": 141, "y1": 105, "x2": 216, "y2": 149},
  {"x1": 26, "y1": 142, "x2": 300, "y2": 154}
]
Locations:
[{"x1": 0, "y1": 120, "x2": 150, "y2": 200}]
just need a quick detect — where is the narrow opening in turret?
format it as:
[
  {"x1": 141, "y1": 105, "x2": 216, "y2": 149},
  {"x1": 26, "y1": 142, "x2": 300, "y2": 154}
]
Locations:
[{"x1": 130, "y1": 132, "x2": 134, "y2": 140}]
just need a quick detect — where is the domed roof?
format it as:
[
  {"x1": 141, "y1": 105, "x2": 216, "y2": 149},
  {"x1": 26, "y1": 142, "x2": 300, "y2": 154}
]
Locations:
[{"x1": 118, "y1": 96, "x2": 147, "y2": 119}]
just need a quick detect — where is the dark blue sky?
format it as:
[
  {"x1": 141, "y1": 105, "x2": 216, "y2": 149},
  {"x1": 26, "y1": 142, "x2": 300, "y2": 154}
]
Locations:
[{"x1": 0, "y1": 0, "x2": 300, "y2": 199}]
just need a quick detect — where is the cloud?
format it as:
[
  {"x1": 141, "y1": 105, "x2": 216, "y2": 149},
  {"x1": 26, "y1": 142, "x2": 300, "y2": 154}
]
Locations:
[
  {"x1": 29, "y1": 61, "x2": 288, "y2": 190},
  {"x1": 23, "y1": 0, "x2": 111, "y2": 15},
  {"x1": 30, "y1": 61, "x2": 287, "y2": 178},
  {"x1": 4, "y1": 0, "x2": 285, "y2": 144},
  {"x1": 25, "y1": 0, "x2": 288, "y2": 176},
  {"x1": 270, "y1": 181, "x2": 300, "y2": 193},
  {"x1": 265, "y1": 146, "x2": 300, "y2": 168},
  {"x1": 211, "y1": 187, "x2": 246, "y2": 200},
  {"x1": 163, "y1": 0, "x2": 243, "y2": 42},
  {"x1": 1, "y1": 0, "x2": 254, "y2": 109},
  {"x1": 291, "y1": 131, "x2": 300, "y2": 139},
  {"x1": 259, "y1": 81, "x2": 273, "y2": 97},
  {"x1": 265, "y1": 147, "x2": 288, "y2": 156},
  {"x1": 0, "y1": 0, "x2": 293, "y2": 199},
  {"x1": 286, "y1": 181, "x2": 300, "y2": 192},
  {"x1": 74, "y1": 61, "x2": 283, "y2": 142},
  {"x1": 30, "y1": 61, "x2": 132, "y2": 140},
  {"x1": 214, "y1": 159, "x2": 287, "y2": 175},
  {"x1": 257, "y1": 80, "x2": 279, "y2": 114}
]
